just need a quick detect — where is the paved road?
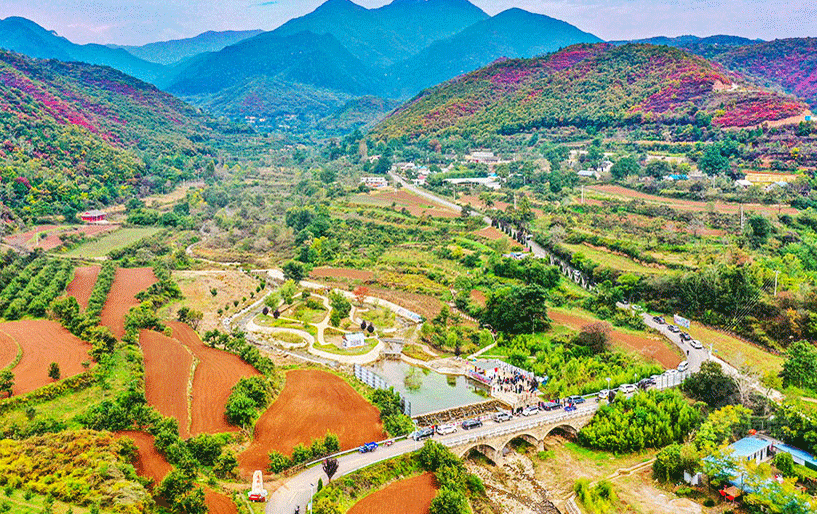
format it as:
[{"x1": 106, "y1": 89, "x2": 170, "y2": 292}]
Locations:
[
  {"x1": 638, "y1": 313, "x2": 708, "y2": 373},
  {"x1": 264, "y1": 402, "x2": 599, "y2": 514}
]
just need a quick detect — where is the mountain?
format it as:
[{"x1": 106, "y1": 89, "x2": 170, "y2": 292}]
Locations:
[
  {"x1": 270, "y1": 0, "x2": 488, "y2": 68},
  {"x1": 0, "y1": 50, "x2": 225, "y2": 221},
  {"x1": 614, "y1": 34, "x2": 761, "y2": 50},
  {"x1": 113, "y1": 30, "x2": 263, "y2": 65},
  {"x1": 166, "y1": 30, "x2": 382, "y2": 97},
  {"x1": 704, "y1": 38, "x2": 817, "y2": 108},
  {"x1": 387, "y1": 8, "x2": 602, "y2": 97},
  {"x1": 374, "y1": 44, "x2": 810, "y2": 140},
  {"x1": 0, "y1": 16, "x2": 164, "y2": 83}
]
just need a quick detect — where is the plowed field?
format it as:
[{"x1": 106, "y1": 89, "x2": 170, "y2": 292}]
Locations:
[
  {"x1": 115, "y1": 431, "x2": 171, "y2": 487},
  {"x1": 140, "y1": 330, "x2": 193, "y2": 438},
  {"x1": 548, "y1": 309, "x2": 681, "y2": 368},
  {"x1": 169, "y1": 321, "x2": 260, "y2": 435},
  {"x1": 0, "y1": 331, "x2": 18, "y2": 372},
  {"x1": 237, "y1": 369, "x2": 385, "y2": 475},
  {"x1": 0, "y1": 320, "x2": 91, "y2": 396},
  {"x1": 348, "y1": 473, "x2": 438, "y2": 514},
  {"x1": 65, "y1": 265, "x2": 101, "y2": 309},
  {"x1": 101, "y1": 267, "x2": 157, "y2": 338},
  {"x1": 204, "y1": 489, "x2": 238, "y2": 514}
]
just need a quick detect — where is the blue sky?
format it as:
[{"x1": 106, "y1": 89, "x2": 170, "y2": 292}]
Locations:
[{"x1": 1, "y1": 0, "x2": 814, "y2": 45}]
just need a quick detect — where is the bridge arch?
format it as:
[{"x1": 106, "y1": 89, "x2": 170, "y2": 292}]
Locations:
[
  {"x1": 457, "y1": 442, "x2": 500, "y2": 463},
  {"x1": 499, "y1": 432, "x2": 541, "y2": 456},
  {"x1": 544, "y1": 423, "x2": 579, "y2": 439}
]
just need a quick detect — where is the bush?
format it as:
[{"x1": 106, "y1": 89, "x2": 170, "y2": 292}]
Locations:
[{"x1": 268, "y1": 451, "x2": 292, "y2": 473}]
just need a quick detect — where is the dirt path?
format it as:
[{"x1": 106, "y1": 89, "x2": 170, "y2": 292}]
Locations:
[
  {"x1": 140, "y1": 329, "x2": 193, "y2": 438},
  {"x1": 169, "y1": 321, "x2": 261, "y2": 435},
  {"x1": 0, "y1": 320, "x2": 92, "y2": 396},
  {"x1": 115, "y1": 431, "x2": 172, "y2": 487},
  {"x1": 101, "y1": 267, "x2": 157, "y2": 339},
  {"x1": 348, "y1": 473, "x2": 438, "y2": 514},
  {"x1": 65, "y1": 265, "x2": 101, "y2": 310},
  {"x1": 548, "y1": 310, "x2": 681, "y2": 368},
  {"x1": 237, "y1": 369, "x2": 385, "y2": 476}
]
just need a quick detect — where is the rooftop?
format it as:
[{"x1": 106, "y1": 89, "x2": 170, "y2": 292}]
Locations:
[{"x1": 730, "y1": 436, "x2": 772, "y2": 458}]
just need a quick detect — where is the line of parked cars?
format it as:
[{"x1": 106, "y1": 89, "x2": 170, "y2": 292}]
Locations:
[{"x1": 652, "y1": 315, "x2": 703, "y2": 350}]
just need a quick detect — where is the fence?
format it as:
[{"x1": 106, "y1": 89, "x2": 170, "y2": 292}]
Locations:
[
  {"x1": 443, "y1": 409, "x2": 594, "y2": 448},
  {"x1": 354, "y1": 363, "x2": 412, "y2": 416}
]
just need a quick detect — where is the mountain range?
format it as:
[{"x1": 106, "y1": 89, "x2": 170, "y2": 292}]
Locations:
[{"x1": 110, "y1": 30, "x2": 263, "y2": 66}]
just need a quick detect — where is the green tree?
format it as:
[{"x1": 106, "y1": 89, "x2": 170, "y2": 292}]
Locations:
[
  {"x1": 268, "y1": 451, "x2": 292, "y2": 473},
  {"x1": 213, "y1": 451, "x2": 238, "y2": 479},
  {"x1": 48, "y1": 362, "x2": 60, "y2": 381},
  {"x1": 313, "y1": 498, "x2": 341, "y2": 514},
  {"x1": 644, "y1": 160, "x2": 672, "y2": 178},
  {"x1": 699, "y1": 146, "x2": 730, "y2": 175},
  {"x1": 279, "y1": 280, "x2": 298, "y2": 305},
  {"x1": 430, "y1": 488, "x2": 470, "y2": 514},
  {"x1": 681, "y1": 361, "x2": 738, "y2": 408},
  {"x1": 224, "y1": 393, "x2": 256, "y2": 427},
  {"x1": 484, "y1": 285, "x2": 550, "y2": 334},
  {"x1": 781, "y1": 340, "x2": 817, "y2": 389},
  {"x1": 283, "y1": 260, "x2": 307, "y2": 282},
  {"x1": 774, "y1": 451, "x2": 795, "y2": 476},
  {"x1": 746, "y1": 215, "x2": 773, "y2": 247},
  {"x1": 0, "y1": 370, "x2": 12, "y2": 397},
  {"x1": 610, "y1": 156, "x2": 639, "y2": 179}
]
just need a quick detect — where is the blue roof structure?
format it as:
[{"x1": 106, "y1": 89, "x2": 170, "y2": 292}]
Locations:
[
  {"x1": 730, "y1": 437, "x2": 771, "y2": 458},
  {"x1": 775, "y1": 443, "x2": 817, "y2": 470}
]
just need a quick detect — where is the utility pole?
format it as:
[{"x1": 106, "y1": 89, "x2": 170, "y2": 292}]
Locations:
[
  {"x1": 774, "y1": 270, "x2": 780, "y2": 297},
  {"x1": 581, "y1": 185, "x2": 585, "y2": 205},
  {"x1": 740, "y1": 204, "x2": 745, "y2": 233}
]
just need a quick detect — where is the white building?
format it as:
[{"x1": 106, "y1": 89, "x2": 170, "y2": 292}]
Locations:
[
  {"x1": 444, "y1": 177, "x2": 501, "y2": 190},
  {"x1": 360, "y1": 177, "x2": 388, "y2": 188},
  {"x1": 342, "y1": 332, "x2": 367, "y2": 349}
]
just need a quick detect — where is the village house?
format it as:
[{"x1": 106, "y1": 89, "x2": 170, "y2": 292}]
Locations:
[{"x1": 79, "y1": 210, "x2": 107, "y2": 223}]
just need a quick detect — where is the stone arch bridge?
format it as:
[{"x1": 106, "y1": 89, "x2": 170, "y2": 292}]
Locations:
[{"x1": 444, "y1": 409, "x2": 596, "y2": 463}]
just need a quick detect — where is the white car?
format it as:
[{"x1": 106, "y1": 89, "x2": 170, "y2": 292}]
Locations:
[
  {"x1": 521, "y1": 406, "x2": 539, "y2": 416},
  {"x1": 690, "y1": 339, "x2": 703, "y2": 350},
  {"x1": 619, "y1": 383, "x2": 637, "y2": 394},
  {"x1": 665, "y1": 368, "x2": 679, "y2": 376},
  {"x1": 436, "y1": 424, "x2": 457, "y2": 435},
  {"x1": 677, "y1": 361, "x2": 689, "y2": 372},
  {"x1": 597, "y1": 389, "x2": 610, "y2": 401}
]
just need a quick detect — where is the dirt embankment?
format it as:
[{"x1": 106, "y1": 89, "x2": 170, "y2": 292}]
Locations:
[
  {"x1": 0, "y1": 331, "x2": 18, "y2": 371},
  {"x1": 237, "y1": 369, "x2": 385, "y2": 476},
  {"x1": 310, "y1": 267, "x2": 374, "y2": 281},
  {"x1": 139, "y1": 329, "x2": 193, "y2": 438},
  {"x1": 548, "y1": 310, "x2": 681, "y2": 368},
  {"x1": 101, "y1": 267, "x2": 157, "y2": 339},
  {"x1": 65, "y1": 265, "x2": 101, "y2": 310},
  {"x1": 348, "y1": 473, "x2": 438, "y2": 514},
  {"x1": 0, "y1": 320, "x2": 92, "y2": 396},
  {"x1": 169, "y1": 321, "x2": 260, "y2": 436}
]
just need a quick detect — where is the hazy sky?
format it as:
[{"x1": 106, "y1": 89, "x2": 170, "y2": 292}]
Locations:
[{"x1": 1, "y1": 0, "x2": 814, "y2": 46}]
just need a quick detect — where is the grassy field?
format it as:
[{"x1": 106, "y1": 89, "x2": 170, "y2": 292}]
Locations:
[
  {"x1": 314, "y1": 338, "x2": 379, "y2": 356},
  {"x1": 0, "y1": 488, "x2": 120, "y2": 514},
  {"x1": 686, "y1": 321, "x2": 785, "y2": 375},
  {"x1": 560, "y1": 242, "x2": 671, "y2": 275},
  {"x1": 63, "y1": 227, "x2": 162, "y2": 259}
]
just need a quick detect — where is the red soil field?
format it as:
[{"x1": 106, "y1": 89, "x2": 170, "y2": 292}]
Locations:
[
  {"x1": 2, "y1": 224, "x2": 117, "y2": 251},
  {"x1": 169, "y1": 321, "x2": 260, "y2": 436},
  {"x1": 310, "y1": 267, "x2": 374, "y2": 281},
  {"x1": 473, "y1": 226, "x2": 524, "y2": 249},
  {"x1": 140, "y1": 330, "x2": 193, "y2": 438},
  {"x1": 371, "y1": 190, "x2": 459, "y2": 218},
  {"x1": 1, "y1": 225, "x2": 59, "y2": 249},
  {"x1": 101, "y1": 267, "x2": 157, "y2": 339},
  {"x1": 470, "y1": 289, "x2": 488, "y2": 308},
  {"x1": 0, "y1": 320, "x2": 91, "y2": 396},
  {"x1": 65, "y1": 265, "x2": 101, "y2": 310},
  {"x1": 589, "y1": 185, "x2": 797, "y2": 216},
  {"x1": 115, "y1": 431, "x2": 172, "y2": 487},
  {"x1": 0, "y1": 331, "x2": 18, "y2": 372},
  {"x1": 368, "y1": 287, "x2": 444, "y2": 320},
  {"x1": 204, "y1": 489, "x2": 238, "y2": 514},
  {"x1": 348, "y1": 473, "x2": 438, "y2": 514},
  {"x1": 237, "y1": 369, "x2": 385, "y2": 476},
  {"x1": 548, "y1": 310, "x2": 681, "y2": 369}
]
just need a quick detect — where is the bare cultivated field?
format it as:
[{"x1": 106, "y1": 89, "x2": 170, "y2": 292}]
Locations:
[
  {"x1": 100, "y1": 267, "x2": 157, "y2": 339},
  {"x1": 473, "y1": 226, "x2": 524, "y2": 249},
  {"x1": 348, "y1": 473, "x2": 438, "y2": 514},
  {"x1": 352, "y1": 189, "x2": 459, "y2": 218},
  {"x1": 0, "y1": 320, "x2": 92, "y2": 396},
  {"x1": 169, "y1": 321, "x2": 260, "y2": 435},
  {"x1": 172, "y1": 269, "x2": 259, "y2": 332},
  {"x1": 549, "y1": 308, "x2": 682, "y2": 368},
  {"x1": 65, "y1": 265, "x2": 101, "y2": 309},
  {"x1": 204, "y1": 489, "x2": 237, "y2": 514},
  {"x1": 139, "y1": 330, "x2": 193, "y2": 438},
  {"x1": 589, "y1": 185, "x2": 797, "y2": 215},
  {"x1": 2, "y1": 224, "x2": 118, "y2": 251},
  {"x1": 367, "y1": 286, "x2": 445, "y2": 320},
  {"x1": 115, "y1": 431, "x2": 172, "y2": 487},
  {"x1": 237, "y1": 369, "x2": 385, "y2": 476}
]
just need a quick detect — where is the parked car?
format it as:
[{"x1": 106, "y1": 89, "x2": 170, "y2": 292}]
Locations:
[
  {"x1": 462, "y1": 418, "x2": 483, "y2": 430},
  {"x1": 412, "y1": 427, "x2": 434, "y2": 441},
  {"x1": 677, "y1": 361, "x2": 689, "y2": 372},
  {"x1": 436, "y1": 424, "x2": 457, "y2": 435},
  {"x1": 564, "y1": 403, "x2": 577, "y2": 412},
  {"x1": 690, "y1": 339, "x2": 703, "y2": 350},
  {"x1": 493, "y1": 411, "x2": 513, "y2": 423},
  {"x1": 359, "y1": 442, "x2": 378, "y2": 453},
  {"x1": 665, "y1": 369, "x2": 679, "y2": 376},
  {"x1": 541, "y1": 401, "x2": 560, "y2": 411},
  {"x1": 619, "y1": 383, "x2": 637, "y2": 394},
  {"x1": 521, "y1": 406, "x2": 539, "y2": 416},
  {"x1": 667, "y1": 325, "x2": 680, "y2": 333},
  {"x1": 637, "y1": 378, "x2": 655, "y2": 389},
  {"x1": 568, "y1": 395, "x2": 586, "y2": 404},
  {"x1": 652, "y1": 316, "x2": 666, "y2": 324},
  {"x1": 597, "y1": 389, "x2": 610, "y2": 401},
  {"x1": 679, "y1": 332, "x2": 692, "y2": 341}
]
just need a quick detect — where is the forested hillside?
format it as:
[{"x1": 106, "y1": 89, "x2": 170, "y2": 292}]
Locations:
[
  {"x1": 375, "y1": 43, "x2": 809, "y2": 140},
  {"x1": 0, "y1": 50, "x2": 224, "y2": 221}
]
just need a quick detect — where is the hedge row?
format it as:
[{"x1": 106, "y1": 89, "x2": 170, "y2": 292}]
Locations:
[{"x1": 85, "y1": 262, "x2": 116, "y2": 319}]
